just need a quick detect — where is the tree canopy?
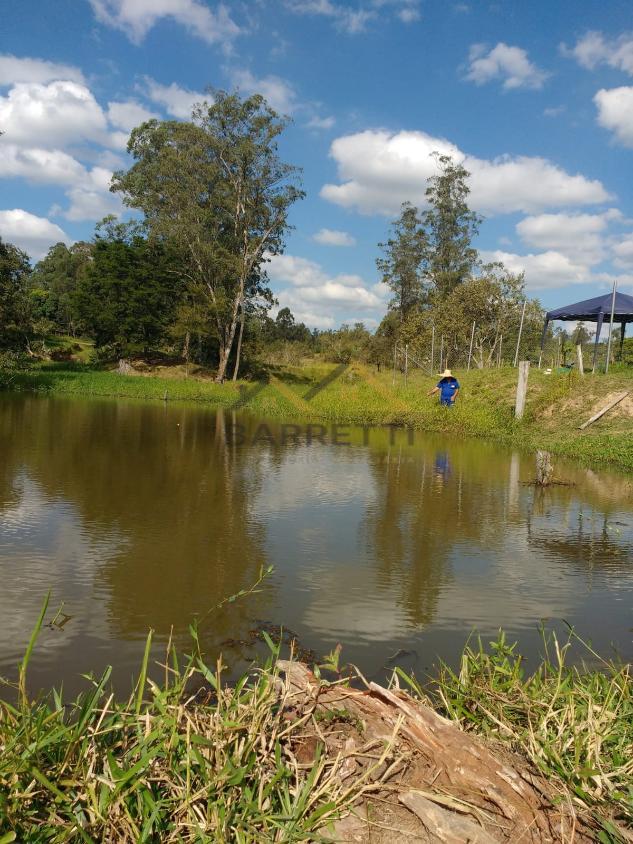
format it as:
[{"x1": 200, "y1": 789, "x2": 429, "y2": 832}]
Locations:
[{"x1": 111, "y1": 90, "x2": 304, "y2": 381}]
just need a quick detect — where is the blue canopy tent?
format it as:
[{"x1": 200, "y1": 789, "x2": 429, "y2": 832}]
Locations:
[{"x1": 541, "y1": 290, "x2": 633, "y2": 370}]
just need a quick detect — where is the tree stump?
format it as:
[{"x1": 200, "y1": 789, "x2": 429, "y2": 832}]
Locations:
[
  {"x1": 117, "y1": 358, "x2": 132, "y2": 375},
  {"x1": 535, "y1": 450, "x2": 553, "y2": 486}
]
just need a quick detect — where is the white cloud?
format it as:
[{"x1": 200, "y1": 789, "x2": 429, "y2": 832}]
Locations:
[
  {"x1": 313, "y1": 228, "x2": 356, "y2": 246},
  {"x1": 0, "y1": 80, "x2": 109, "y2": 148},
  {"x1": 107, "y1": 99, "x2": 159, "y2": 131},
  {"x1": 0, "y1": 143, "x2": 119, "y2": 222},
  {"x1": 0, "y1": 144, "x2": 87, "y2": 186},
  {"x1": 466, "y1": 42, "x2": 549, "y2": 90},
  {"x1": 482, "y1": 249, "x2": 594, "y2": 291},
  {"x1": 0, "y1": 209, "x2": 70, "y2": 259},
  {"x1": 0, "y1": 54, "x2": 84, "y2": 86},
  {"x1": 562, "y1": 31, "x2": 633, "y2": 75},
  {"x1": 397, "y1": 6, "x2": 420, "y2": 23},
  {"x1": 63, "y1": 166, "x2": 122, "y2": 222},
  {"x1": 594, "y1": 86, "x2": 633, "y2": 147},
  {"x1": 0, "y1": 72, "x2": 126, "y2": 225},
  {"x1": 284, "y1": 0, "x2": 420, "y2": 33},
  {"x1": 305, "y1": 114, "x2": 336, "y2": 130},
  {"x1": 372, "y1": 0, "x2": 421, "y2": 22},
  {"x1": 284, "y1": 1, "x2": 375, "y2": 34},
  {"x1": 613, "y1": 233, "x2": 633, "y2": 267},
  {"x1": 88, "y1": 0, "x2": 240, "y2": 45},
  {"x1": 267, "y1": 253, "x2": 384, "y2": 327},
  {"x1": 140, "y1": 77, "x2": 205, "y2": 119},
  {"x1": 229, "y1": 68, "x2": 296, "y2": 113},
  {"x1": 321, "y1": 129, "x2": 611, "y2": 216},
  {"x1": 516, "y1": 210, "x2": 620, "y2": 264},
  {"x1": 543, "y1": 105, "x2": 565, "y2": 117}
]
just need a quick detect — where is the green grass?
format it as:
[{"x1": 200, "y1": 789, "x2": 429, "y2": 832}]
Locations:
[
  {"x1": 0, "y1": 576, "x2": 370, "y2": 843},
  {"x1": 399, "y1": 630, "x2": 633, "y2": 837},
  {"x1": 4, "y1": 360, "x2": 633, "y2": 472},
  {"x1": 3, "y1": 616, "x2": 631, "y2": 841},
  {"x1": 45, "y1": 335, "x2": 95, "y2": 364},
  {"x1": 0, "y1": 649, "x2": 357, "y2": 842}
]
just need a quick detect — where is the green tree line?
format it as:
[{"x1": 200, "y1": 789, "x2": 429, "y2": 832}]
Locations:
[{"x1": 2, "y1": 90, "x2": 579, "y2": 378}]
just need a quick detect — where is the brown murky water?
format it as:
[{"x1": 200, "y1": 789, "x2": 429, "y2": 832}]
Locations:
[{"x1": 1, "y1": 393, "x2": 632, "y2": 694}]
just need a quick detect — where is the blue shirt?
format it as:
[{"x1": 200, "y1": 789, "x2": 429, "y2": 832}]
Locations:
[{"x1": 437, "y1": 377, "x2": 459, "y2": 402}]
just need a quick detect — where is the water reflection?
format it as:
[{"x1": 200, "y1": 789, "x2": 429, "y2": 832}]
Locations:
[{"x1": 0, "y1": 394, "x2": 631, "y2": 694}]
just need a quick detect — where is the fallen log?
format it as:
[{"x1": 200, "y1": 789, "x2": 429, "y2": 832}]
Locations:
[
  {"x1": 578, "y1": 391, "x2": 629, "y2": 430},
  {"x1": 277, "y1": 660, "x2": 593, "y2": 843}
]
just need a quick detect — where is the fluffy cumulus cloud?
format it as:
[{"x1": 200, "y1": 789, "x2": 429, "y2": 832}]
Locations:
[
  {"x1": 594, "y1": 86, "x2": 633, "y2": 147},
  {"x1": 516, "y1": 210, "x2": 620, "y2": 264},
  {"x1": 0, "y1": 81, "x2": 109, "y2": 148},
  {"x1": 140, "y1": 77, "x2": 205, "y2": 119},
  {"x1": 321, "y1": 129, "x2": 611, "y2": 216},
  {"x1": 0, "y1": 209, "x2": 70, "y2": 259},
  {"x1": 482, "y1": 249, "x2": 593, "y2": 291},
  {"x1": 88, "y1": 0, "x2": 240, "y2": 45},
  {"x1": 267, "y1": 253, "x2": 385, "y2": 327},
  {"x1": 562, "y1": 31, "x2": 633, "y2": 75},
  {"x1": 107, "y1": 99, "x2": 159, "y2": 132},
  {"x1": 0, "y1": 76, "x2": 128, "y2": 224},
  {"x1": 466, "y1": 42, "x2": 549, "y2": 90},
  {"x1": 63, "y1": 167, "x2": 122, "y2": 222},
  {"x1": 613, "y1": 234, "x2": 633, "y2": 267},
  {"x1": 0, "y1": 145, "x2": 87, "y2": 186},
  {"x1": 228, "y1": 68, "x2": 296, "y2": 113},
  {"x1": 313, "y1": 228, "x2": 356, "y2": 246},
  {"x1": 0, "y1": 57, "x2": 222, "y2": 241},
  {"x1": 0, "y1": 54, "x2": 84, "y2": 86}
]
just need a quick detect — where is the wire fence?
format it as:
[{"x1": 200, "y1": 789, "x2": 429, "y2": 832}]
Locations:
[{"x1": 390, "y1": 324, "x2": 627, "y2": 380}]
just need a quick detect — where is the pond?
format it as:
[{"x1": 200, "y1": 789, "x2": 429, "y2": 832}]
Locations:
[{"x1": 1, "y1": 392, "x2": 632, "y2": 695}]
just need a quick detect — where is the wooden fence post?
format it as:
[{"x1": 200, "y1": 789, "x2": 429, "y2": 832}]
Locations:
[
  {"x1": 467, "y1": 321, "x2": 476, "y2": 370},
  {"x1": 404, "y1": 343, "x2": 409, "y2": 386},
  {"x1": 576, "y1": 344, "x2": 584, "y2": 375},
  {"x1": 513, "y1": 300, "x2": 527, "y2": 367},
  {"x1": 515, "y1": 360, "x2": 530, "y2": 419}
]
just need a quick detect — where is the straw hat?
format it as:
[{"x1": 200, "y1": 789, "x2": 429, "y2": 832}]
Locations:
[{"x1": 439, "y1": 368, "x2": 452, "y2": 377}]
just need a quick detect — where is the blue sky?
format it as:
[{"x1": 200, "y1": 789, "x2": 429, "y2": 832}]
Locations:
[{"x1": 2, "y1": 0, "x2": 633, "y2": 328}]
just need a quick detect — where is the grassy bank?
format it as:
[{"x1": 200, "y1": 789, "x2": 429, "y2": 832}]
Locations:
[
  {"x1": 1, "y1": 623, "x2": 631, "y2": 841},
  {"x1": 422, "y1": 631, "x2": 633, "y2": 837},
  {"x1": 4, "y1": 360, "x2": 633, "y2": 471}
]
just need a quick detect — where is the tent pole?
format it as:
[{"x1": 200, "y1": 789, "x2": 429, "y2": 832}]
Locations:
[
  {"x1": 620, "y1": 321, "x2": 626, "y2": 361},
  {"x1": 605, "y1": 281, "x2": 617, "y2": 374}
]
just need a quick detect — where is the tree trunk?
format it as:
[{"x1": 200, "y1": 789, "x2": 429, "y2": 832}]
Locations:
[
  {"x1": 214, "y1": 283, "x2": 244, "y2": 383},
  {"x1": 231, "y1": 305, "x2": 245, "y2": 381},
  {"x1": 536, "y1": 450, "x2": 553, "y2": 486}
]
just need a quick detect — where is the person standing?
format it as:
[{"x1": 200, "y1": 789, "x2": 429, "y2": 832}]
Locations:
[{"x1": 428, "y1": 369, "x2": 460, "y2": 406}]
